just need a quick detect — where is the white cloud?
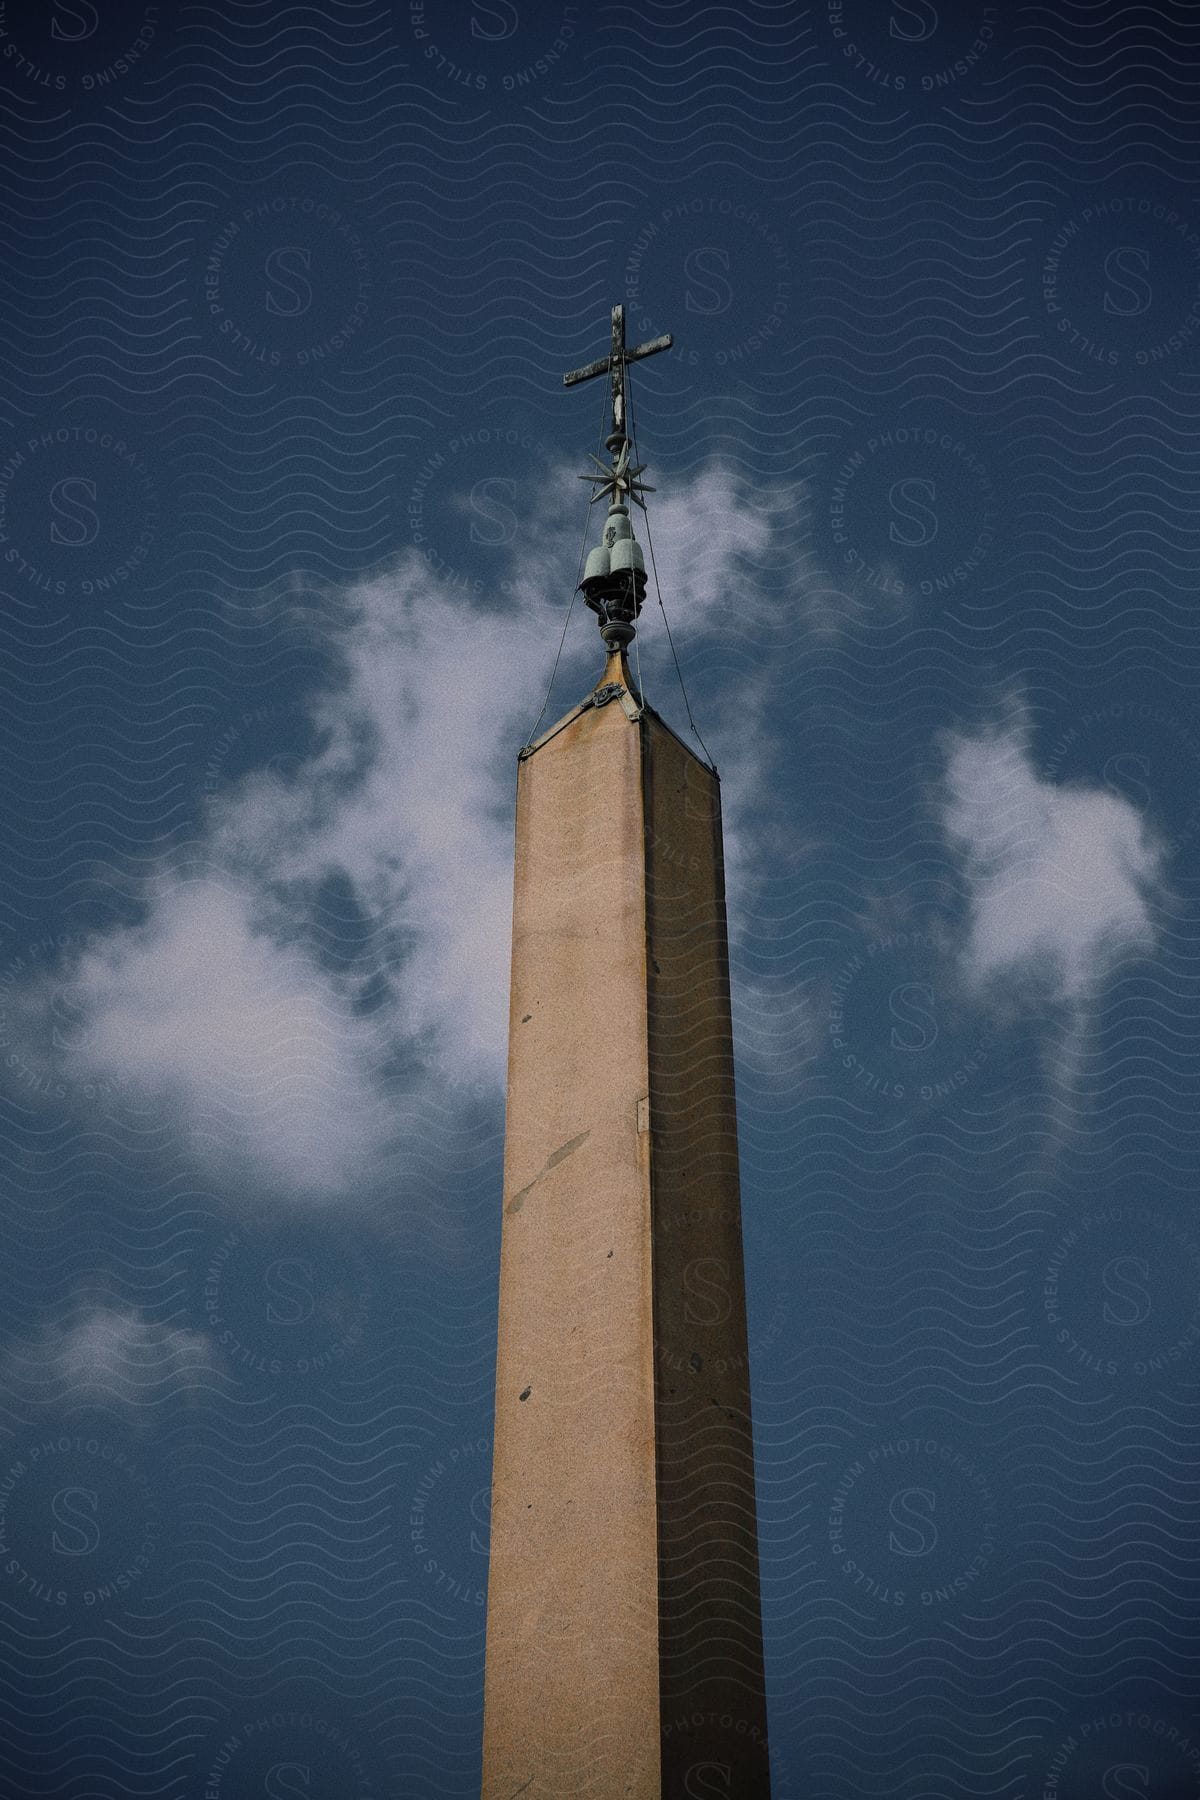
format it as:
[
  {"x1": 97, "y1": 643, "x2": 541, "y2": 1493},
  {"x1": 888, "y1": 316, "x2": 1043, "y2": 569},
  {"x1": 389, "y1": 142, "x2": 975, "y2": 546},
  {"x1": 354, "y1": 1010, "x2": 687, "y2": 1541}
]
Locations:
[
  {"x1": 60, "y1": 880, "x2": 395, "y2": 1194},
  {"x1": 11, "y1": 463, "x2": 788, "y2": 1202},
  {"x1": 939, "y1": 717, "x2": 1166, "y2": 999},
  {"x1": 4, "y1": 1305, "x2": 217, "y2": 1422}
]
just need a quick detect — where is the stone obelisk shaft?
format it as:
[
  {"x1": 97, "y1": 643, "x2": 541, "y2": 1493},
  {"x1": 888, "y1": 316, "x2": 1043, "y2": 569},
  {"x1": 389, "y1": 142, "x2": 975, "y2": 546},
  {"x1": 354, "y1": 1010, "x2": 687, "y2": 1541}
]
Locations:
[{"x1": 481, "y1": 665, "x2": 771, "y2": 1798}]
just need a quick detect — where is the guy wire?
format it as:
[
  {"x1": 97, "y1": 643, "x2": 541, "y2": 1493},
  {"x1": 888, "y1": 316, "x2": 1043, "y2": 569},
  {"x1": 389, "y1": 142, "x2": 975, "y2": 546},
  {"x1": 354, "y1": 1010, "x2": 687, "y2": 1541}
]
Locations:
[
  {"x1": 624, "y1": 361, "x2": 715, "y2": 769},
  {"x1": 522, "y1": 370, "x2": 611, "y2": 749}
]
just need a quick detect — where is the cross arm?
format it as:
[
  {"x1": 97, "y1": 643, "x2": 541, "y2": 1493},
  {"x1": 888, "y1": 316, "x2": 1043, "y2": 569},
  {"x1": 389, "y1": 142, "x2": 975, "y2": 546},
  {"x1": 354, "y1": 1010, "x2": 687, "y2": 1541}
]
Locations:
[
  {"x1": 624, "y1": 331, "x2": 673, "y2": 364},
  {"x1": 562, "y1": 353, "x2": 611, "y2": 388},
  {"x1": 562, "y1": 331, "x2": 674, "y2": 387}
]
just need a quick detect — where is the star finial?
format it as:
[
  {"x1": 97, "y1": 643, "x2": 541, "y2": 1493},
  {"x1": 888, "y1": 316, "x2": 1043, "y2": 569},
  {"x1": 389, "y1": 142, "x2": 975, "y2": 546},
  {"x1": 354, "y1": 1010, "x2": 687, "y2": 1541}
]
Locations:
[{"x1": 576, "y1": 442, "x2": 656, "y2": 511}]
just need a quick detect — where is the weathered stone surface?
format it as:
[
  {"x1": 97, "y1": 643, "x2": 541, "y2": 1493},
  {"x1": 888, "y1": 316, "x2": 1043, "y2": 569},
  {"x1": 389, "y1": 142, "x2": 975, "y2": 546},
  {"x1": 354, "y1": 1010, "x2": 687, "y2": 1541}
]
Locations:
[{"x1": 482, "y1": 660, "x2": 770, "y2": 1798}]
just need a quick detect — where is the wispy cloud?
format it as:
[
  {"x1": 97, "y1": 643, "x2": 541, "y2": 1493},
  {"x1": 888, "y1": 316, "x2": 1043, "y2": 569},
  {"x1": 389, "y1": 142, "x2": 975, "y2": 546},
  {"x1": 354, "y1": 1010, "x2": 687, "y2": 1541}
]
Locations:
[
  {"x1": 939, "y1": 713, "x2": 1166, "y2": 1000},
  {"x1": 10, "y1": 464, "x2": 790, "y2": 1203},
  {"x1": 3, "y1": 1305, "x2": 217, "y2": 1424}
]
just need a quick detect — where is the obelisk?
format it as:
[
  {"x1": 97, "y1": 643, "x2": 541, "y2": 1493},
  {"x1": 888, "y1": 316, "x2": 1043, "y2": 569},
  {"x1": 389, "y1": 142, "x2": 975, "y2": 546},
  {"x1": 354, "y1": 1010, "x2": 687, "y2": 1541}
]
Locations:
[{"x1": 481, "y1": 308, "x2": 771, "y2": 1799}]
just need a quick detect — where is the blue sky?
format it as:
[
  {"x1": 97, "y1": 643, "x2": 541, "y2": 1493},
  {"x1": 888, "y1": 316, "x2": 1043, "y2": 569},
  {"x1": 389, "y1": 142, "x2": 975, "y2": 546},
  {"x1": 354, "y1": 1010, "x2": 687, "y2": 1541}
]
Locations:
[{"x1": 2, "y1": 2, "x2": 1200, "y2": 1796}]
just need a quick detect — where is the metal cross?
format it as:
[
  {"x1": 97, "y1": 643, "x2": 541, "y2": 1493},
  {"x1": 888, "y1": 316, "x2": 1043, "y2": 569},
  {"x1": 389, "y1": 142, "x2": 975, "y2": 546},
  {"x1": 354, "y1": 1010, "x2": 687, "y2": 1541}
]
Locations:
[{"x1": 563, "y1": 304, "x2": 672, "y2": 441}]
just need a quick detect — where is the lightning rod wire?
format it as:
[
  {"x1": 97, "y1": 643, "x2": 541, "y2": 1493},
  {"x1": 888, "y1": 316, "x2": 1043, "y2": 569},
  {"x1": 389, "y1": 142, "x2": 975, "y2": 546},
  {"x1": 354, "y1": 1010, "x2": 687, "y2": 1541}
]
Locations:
[
  {"x1": 522, "y1": 369, "x2": 612, "y2": 749},
  {"x1": 624, "y1": 360, "x2": 716, "y2": 770}
]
